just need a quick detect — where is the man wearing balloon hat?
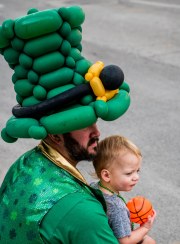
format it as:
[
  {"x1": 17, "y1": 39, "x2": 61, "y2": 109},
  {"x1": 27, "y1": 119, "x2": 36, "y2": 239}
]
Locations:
[{"x1": 0, "y1": 6, "x2": 130, "y2": 243}]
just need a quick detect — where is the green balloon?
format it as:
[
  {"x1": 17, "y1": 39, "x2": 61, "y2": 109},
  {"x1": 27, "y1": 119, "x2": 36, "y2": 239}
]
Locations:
[
  {"x1": 14, "y1": 10, "x2": 63, "y2": 39},
  {"x1": 6, "y1": 117, "x2": 39, "y2": 138},
  {"x1": 66, "y1": 28, "x2": 82, "y2": 47},
  {"x1": 33, "y1": 85, "x2": 47, "y2": 100},
  {"x1": 59, "y1": 21, "x2": 71, "y2": 37},
  {"x1": 0, "y1": 26, "x2": 10, "y2": 48},
  {"x1": 22, "y1": 96, "x2": 41, "y2": 107},
  {"x1": 75, "y1": 59, "x2": 92, "y2": 76},
  {"x1": 65, "y1": 56, "x2": 75, "y2": 68},
  {"x1": 103, "y1": 91, "x2": 130, "y2": 121},
  {"x1": 14, "y1": 79, "x2": 34, "y2": 97},
  {"x1": 11, "y1": 37, "x2": 25, "y2": 51},
  {"x1": 39, "y1": 67, "x2": 74, "y2": 89},
  {"x1": 69, "y1": 48, "x2": 82, "y2": 61},
  {"x1": 76, "y1": 43, "x2": 82, "y2": 52},
  {"x1": 72, "y1": 72, "x2": 85, "y2": 85},
  {"x1": 2, "y1": 19, "x2": 14, "y2": 39},
  {"x1": 1, "y1": 128, "x2": 17, "y2": 143},
  {"x1": 27, "y1": 8, "x2": 39, "y2": 15},
  {"x1": 58, "y1": 6, "x2": 85, "y2": 28},
  {"x1": 94, "y1": 100, "x2": 108, "y2": 119},
  {"x1": 60, "y1": 40, "x2": 71, "y2": 56},
  {"x1": 28, "y1": 125, "x2": 47, "y2": 139},
  {"x1": 33, "y1": 51, "x2": 65, "y2": 74},
  {"x1": 14, "y1": 65, "x2": 28, "y2": 79},
  {"x1": 19, "y1": 53, "x2": 33, "y2": 69},
  {"x1": 28, "y1": 70, "x2": 39, "y2": 84},
  {"x1": 16, "y1": 94, "x2": 23, "y2": 104},
  {"x1": 47, "y1": 84, "x2": 75, "y2": 99},
  {"x1": 3, "y1": 47, "x2": 19, "y2": 65},
  {"x1": 40, "y1": 105, "x2": 97, "y2": 134},
  {"x1": 80, "y1": 95, "x2": 94, "y2": 105},
  {"x1": 12, "y1": 73, "x2": 18, "y2": 84},
  {"x1": 119, "y1": 81, "x2": 130, "y2": 93},
  {"x1": 23, "y1": 32, "x2": 63, "y2": 58}
]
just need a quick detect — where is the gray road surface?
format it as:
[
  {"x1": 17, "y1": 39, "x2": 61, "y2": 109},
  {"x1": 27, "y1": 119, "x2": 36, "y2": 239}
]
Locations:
[{"x1": 0, "y1": 0, "x2": 180, "y2": 243}]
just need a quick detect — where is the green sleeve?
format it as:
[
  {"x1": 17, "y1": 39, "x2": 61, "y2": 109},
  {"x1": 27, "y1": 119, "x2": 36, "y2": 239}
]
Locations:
[{"x1": 40, "y1": 192, "x2": 118, "y2": 244}]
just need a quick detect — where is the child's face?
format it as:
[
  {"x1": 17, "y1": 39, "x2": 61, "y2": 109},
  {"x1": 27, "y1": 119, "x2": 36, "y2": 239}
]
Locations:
[{"x1": 108, "y1": 151, "x2": 141, "y2": 193}]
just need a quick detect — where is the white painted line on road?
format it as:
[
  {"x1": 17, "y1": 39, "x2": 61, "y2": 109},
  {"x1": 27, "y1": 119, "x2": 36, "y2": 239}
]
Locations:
[{"x1": 129, "y1": 0, "x2": 180, "y2": 9}]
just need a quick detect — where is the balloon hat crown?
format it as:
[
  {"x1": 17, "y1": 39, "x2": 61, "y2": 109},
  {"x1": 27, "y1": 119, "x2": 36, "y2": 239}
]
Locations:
[{"x1": 0, "y1": 6, "x2": 130, "y2": 143}]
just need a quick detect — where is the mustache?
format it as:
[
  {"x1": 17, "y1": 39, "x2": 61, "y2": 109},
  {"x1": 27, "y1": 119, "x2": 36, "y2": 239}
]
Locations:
[{"x1": 87, "y1": 137, "x2": 99, "y2": 147}]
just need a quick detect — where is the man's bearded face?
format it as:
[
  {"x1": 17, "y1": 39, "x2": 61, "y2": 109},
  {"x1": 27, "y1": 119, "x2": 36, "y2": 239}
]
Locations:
[{"x1": 63, "y1": 133, "x2": 99, "y2": 162}]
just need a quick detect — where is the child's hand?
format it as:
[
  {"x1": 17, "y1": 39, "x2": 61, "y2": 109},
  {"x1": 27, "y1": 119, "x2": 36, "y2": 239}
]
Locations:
[{"x1": 141, "y1": 209, "x2": 156, "y2": 230}]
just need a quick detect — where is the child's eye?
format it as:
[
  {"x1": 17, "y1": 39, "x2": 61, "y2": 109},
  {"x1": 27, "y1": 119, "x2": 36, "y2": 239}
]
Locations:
[{"x1": 126, "y1": 172, "x2": 132, "y2": 176}]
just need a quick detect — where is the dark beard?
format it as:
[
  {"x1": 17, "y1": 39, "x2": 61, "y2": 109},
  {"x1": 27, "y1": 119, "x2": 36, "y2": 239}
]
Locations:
[{"x1": 63, "y1": 133, "x2": 98, "y2": 162}]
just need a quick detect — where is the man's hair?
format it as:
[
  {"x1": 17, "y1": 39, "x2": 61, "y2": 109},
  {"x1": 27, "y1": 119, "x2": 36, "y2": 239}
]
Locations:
[{"x1": 93, "y1": 135, "x2": 142, "y2": 178}]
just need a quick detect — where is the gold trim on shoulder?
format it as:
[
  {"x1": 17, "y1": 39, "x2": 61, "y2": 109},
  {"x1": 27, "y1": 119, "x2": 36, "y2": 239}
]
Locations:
[{"x1": 38, "y1": 141, "x2": 88, "y2": 185}]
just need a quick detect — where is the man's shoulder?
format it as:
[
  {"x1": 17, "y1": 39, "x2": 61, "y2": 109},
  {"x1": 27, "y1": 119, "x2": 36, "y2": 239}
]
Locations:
[
  {"x1": 40, "y1": 191, "x2": 119, "y2": 244},
  {"x1": 45, "y1": 190, "x2": 104, "y2": 219},
  {"x1": 40, "y1": 191, "x2": 106, "y2": 234}
]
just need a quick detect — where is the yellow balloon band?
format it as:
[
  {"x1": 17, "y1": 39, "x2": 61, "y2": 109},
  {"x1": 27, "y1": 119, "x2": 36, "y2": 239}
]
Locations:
[{"x1": 85, "y1": 61, "x2": 119, "y2": 101}]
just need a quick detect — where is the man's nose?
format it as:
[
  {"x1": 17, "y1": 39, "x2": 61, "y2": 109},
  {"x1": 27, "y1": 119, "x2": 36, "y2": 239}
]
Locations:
[{"x1": 91, "y1": 123, "x2": 100, "y2": 137}]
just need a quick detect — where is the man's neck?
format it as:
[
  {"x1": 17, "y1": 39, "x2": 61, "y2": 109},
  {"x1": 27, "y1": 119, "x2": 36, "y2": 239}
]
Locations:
[
  {"x1": 38, "y1": 140, "x2": 88, "y2": 184},
  {"x1": 43, "y1": 136, "x2": 77, "y2": 167}
]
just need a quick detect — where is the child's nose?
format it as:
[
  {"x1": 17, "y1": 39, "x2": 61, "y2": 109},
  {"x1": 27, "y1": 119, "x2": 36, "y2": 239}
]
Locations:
[{"x1": 133, "y1": 172, "x2": 139, "y2": 181}]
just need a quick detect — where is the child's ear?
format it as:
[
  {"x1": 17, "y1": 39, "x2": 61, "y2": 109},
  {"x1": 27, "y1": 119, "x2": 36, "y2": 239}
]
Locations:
[{"x1": 101, "y1": 169, "x2": 111, "y2": 182}]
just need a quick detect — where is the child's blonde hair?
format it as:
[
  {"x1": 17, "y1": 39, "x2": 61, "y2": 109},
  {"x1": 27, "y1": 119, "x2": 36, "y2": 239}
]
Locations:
[{"x1": 93, "y1": 135, "x2": 142, "y2": 178}]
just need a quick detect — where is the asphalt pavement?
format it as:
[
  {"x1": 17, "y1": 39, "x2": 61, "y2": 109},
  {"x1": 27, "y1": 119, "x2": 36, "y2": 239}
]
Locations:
[{"x1": 0, "y1": 0, "x2": 180, "y2": 243}]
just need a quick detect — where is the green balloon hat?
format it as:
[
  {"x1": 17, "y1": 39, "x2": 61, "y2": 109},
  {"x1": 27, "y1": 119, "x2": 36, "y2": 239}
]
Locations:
[{"x1": 0, "y1": 6, "x2": 130, "y2": 143}]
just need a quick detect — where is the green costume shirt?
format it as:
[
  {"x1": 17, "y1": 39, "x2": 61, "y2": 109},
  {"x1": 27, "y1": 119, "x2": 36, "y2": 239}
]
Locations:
[{"x1": 0, "y1": 141, "x2": 118, "y2": 244}]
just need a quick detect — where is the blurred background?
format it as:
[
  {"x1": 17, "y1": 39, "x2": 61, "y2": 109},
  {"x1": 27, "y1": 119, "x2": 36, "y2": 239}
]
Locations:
[{"x1": 0, "y1": 0, "x2": 180, "y2": 243}]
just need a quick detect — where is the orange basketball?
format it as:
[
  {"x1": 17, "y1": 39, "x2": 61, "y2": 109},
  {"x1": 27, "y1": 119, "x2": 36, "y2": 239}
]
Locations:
[{"x1": 126, "y1": 196, "x2": 154, "y2": 225}]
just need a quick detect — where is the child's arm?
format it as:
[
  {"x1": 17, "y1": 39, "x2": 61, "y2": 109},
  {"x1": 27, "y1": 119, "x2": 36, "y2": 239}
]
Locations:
[{"x1": 118, "y1": 210, "x2": 156, "y2": 244}]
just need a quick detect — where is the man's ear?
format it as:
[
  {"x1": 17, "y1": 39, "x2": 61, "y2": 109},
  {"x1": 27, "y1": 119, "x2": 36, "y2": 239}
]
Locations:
[
  {"x1": 49, "y1": 134, "x2": 63, "y2": 144},
  {"x1": 101, "y1": 169, "x2": 111, "y2": 182}
]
